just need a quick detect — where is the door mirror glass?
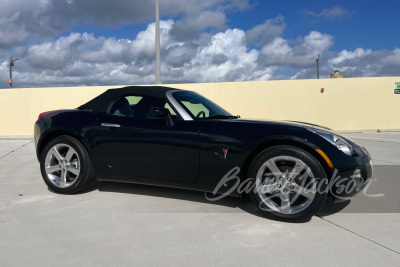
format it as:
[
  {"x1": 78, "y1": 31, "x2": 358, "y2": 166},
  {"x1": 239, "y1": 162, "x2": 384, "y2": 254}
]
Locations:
[
  {"x1": 153, "y1": 107, "x2": 174, "y2": 127},
  {"x1": 153, "y1": 107, "x2": 170, "y2": 117}
]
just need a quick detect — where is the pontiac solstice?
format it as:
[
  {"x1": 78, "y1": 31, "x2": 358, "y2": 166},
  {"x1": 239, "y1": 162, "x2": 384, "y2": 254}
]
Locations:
[{"x1": 34, "y1": 86, "x2": 373, "y2": 219}]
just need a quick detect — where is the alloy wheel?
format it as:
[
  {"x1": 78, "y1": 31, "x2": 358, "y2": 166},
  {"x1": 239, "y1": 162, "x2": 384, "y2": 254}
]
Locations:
[
  {"x1": 255, "y1": 156, "x2": 317, "y2": 214},
  {"x1": 44, "y1": 143, "x2": 81, "y2": 188}
]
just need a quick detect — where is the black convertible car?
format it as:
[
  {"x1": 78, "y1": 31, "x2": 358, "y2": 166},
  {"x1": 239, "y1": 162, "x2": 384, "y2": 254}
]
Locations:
[{"x1": 34, "y1": 86, "x2": 373, "y2": 219}]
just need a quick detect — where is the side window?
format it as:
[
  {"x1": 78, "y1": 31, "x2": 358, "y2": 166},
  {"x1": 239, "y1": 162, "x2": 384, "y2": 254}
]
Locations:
[
  {"x1": 126, "y1": 96, "x2": 142, "y2": 106},
  {"x1": 107, "y1": 96, "x2": 139, "y2": 117},
  {"x1": 107, "y1": 95, "x2": 181, "y2": 120}
]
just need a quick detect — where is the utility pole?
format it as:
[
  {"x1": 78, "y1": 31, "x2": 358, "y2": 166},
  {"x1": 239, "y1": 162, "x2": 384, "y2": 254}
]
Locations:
[
  {"x1": 8, "y1": 56, "x2": 18, "y2": 88},
  {"x1": 155, "y1": 0, "x2": 161, "y2": 84},
  {"x1": 316, "y1": 54, "x2": 320, "y2": 79}
]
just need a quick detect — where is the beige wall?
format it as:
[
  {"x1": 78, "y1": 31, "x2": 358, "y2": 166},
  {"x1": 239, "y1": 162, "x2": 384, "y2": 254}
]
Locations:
[{"x1": 0, "y1": 77, "x2": 399, "y2": 135}]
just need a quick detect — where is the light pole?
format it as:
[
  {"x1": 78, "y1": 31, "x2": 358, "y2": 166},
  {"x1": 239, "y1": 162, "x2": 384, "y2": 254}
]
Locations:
[
  {"x1": 8, "y1": 56, "x2": 18, "y2": 88},
  {"x1": 155, "y1": 0, "x2": 161, "y2": 84},
  {"x1": 316, "y1": 54, "x2": 320, "y2": 79}
]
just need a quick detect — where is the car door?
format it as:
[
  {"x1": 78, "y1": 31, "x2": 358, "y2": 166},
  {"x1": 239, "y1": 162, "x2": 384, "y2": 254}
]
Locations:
[{"x1": 91, "y1": 95, "x2": 200, "y2": 184}]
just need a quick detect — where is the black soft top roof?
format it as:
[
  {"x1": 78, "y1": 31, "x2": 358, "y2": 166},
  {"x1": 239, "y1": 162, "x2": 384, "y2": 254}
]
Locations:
[{"x1": 78, "y1": 86, "x2": 182, "y2": 113}]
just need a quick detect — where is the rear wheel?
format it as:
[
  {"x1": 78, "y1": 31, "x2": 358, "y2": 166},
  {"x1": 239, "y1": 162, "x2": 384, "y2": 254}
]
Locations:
[
  {"x1": 40, "y1": 135, "x2": 95, "y2": 194},
  {"x1": 248, "y1": 145, "x2": 328, "y2": 220}
]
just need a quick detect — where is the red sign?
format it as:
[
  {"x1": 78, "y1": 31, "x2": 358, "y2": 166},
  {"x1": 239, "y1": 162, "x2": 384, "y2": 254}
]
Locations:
[{"x1": 8, "y1": 79, "x2": 13, "y2": 84}]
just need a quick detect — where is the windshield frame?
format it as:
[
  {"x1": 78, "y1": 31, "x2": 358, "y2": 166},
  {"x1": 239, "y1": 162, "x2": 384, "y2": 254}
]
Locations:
[{"x1": 171, "y1": 91, "x2": 233, "y2": 120}]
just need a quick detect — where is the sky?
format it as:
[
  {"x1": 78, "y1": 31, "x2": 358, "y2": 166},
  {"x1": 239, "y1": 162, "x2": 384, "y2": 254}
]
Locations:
[{"x1": 0, "y1": 0, "x2": 399, "y2": 88}]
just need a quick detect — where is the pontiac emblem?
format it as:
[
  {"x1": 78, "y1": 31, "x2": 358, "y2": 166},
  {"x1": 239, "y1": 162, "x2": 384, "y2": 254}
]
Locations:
[{"x1": 223, "y1": 149, "x2": 228, "y2": 159}]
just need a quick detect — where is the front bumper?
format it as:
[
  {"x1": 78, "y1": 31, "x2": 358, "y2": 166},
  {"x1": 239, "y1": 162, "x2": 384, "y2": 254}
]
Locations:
[{"x1": 329, "y1": 146, "x2": 373, "y2": 201}]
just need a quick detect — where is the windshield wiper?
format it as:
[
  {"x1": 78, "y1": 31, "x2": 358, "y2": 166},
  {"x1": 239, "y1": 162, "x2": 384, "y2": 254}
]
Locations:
[{"x1": 205, "y1": 115, "x2": 240, "y2": 120}]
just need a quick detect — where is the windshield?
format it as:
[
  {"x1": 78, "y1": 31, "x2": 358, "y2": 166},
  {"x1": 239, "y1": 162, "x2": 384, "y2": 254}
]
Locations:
[{"x1": 172, "y1": 91, "x2": 234, "y2": 119}]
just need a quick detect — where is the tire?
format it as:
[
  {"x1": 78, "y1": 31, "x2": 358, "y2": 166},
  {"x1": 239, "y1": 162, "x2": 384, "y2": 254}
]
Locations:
[
  {"x1": 40, "y1": 135, "x2": 95, "y2": 194},
  {"x1": 248, "y1": 145, "x2": 328, "y2": 220}
]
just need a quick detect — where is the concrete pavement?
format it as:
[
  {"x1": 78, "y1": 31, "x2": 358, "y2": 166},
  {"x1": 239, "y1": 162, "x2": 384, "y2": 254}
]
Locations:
[{"x1": 0, "y1": 132, "x2": 399, "y2": 266}]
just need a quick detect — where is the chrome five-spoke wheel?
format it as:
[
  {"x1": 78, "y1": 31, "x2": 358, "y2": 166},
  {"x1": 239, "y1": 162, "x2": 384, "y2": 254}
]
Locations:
[
  {"x1": 255, "y1": 156, "x2": 316, "y2": 215},
  {"x1": 44, "y1": 143, "x2": 80, "y2": 188},
  {"x1": 40, "y1": 135, "x2": 95, "y2": 194},
  {"x1": 249, "y1": 145, "x2": 327, "y2": 219}
]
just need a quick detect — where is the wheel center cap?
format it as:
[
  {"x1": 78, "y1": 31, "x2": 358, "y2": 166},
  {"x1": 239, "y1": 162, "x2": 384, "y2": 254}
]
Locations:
[{"x1": 61, "y1": 161, "x2": 68, "y2": 168}]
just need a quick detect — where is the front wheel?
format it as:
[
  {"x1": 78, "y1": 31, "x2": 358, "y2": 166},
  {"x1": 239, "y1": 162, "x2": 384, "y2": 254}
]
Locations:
[
  {"x1": 248, "y1": 145, "x2": 328, "y2": 220},
  {"x1": 40, "y1": 135, "x2": 95, "y2": 194}
]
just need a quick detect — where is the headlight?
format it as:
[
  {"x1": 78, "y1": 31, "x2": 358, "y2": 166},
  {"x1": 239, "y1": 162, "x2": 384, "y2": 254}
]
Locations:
[{"x1": 308, "y1": 129, "x2": 354, "y2": 156}]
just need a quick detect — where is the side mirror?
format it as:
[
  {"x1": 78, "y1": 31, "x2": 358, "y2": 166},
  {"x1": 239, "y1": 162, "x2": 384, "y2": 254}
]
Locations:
[
  {"x1": 153, "y1": 107, "x2": 174, "y2": 127},
  {"x1": 153, "y1": 107, "x2": 169, "y2": 117}
]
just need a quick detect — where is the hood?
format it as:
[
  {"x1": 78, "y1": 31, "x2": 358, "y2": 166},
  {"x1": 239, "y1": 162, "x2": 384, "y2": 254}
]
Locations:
[
  {"x1": 225, "y1": 118, "x2": 365, "y2": 148},
  {"x1": 228, "y1": 118, "x2": 366, "y2": 148},
  {"x1": 229, "y1": 118, "x2": 334, "y2": 132},
  {"x1": 283, "y1": 120, "x2": 333, "y2": 131}
]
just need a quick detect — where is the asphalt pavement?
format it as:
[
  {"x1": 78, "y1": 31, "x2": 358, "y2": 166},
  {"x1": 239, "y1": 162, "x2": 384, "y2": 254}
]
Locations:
[{"x1": 0, "y1": 131, "x2": 399, "y2": 266}]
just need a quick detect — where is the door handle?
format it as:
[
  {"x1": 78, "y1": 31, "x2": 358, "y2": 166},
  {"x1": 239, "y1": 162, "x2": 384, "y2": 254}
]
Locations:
[{"x1": 101, "y1": 123, "x2": 121, "y2": 128}]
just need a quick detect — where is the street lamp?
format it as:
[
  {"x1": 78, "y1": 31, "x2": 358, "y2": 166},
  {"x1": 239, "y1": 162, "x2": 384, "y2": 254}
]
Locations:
[
  {"x1": 8, "y1": 56, "x2": 18, "y2": 88},
  {"x1": 155, "y1": 0, "x2": 161, "y2": 84}
]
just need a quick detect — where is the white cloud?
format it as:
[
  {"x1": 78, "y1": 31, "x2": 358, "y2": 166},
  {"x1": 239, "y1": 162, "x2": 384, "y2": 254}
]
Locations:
[
  {"x1": 246, "y1": 16, "x2": 286, "y2": 46},
  {"x1": 380, "y1": 48, "x2": 400, "y2": 67},
  {"x1": 0, "y1": 0, "x2": 251, "y2": 48},
  {"x1": 178, "y1": 29, "x2": 263, "y2": 82},
  {"x1": 325, "y1": 47, "x2": 400, "y2": 78},
  {"x1": 1, "y1": 10, "x2": 399, "y2": 88},
  {"x1": 170, "y1": 11, "x2": 226, "y2": 41},
  {"x1": 301, "y1": 6, "x2": 352, "y2": 21},
  {"x1": 260, "y1": 31, "x2": 334, "y2": 67},
  {"x1": 1, "y1": 22, "x2": 277, "y2": 88},
  {"x1": 166, "y1": 46, "x2": 197, "y2": 68},
  {"x1": 329, "y1": 48, "x2": 373, "y2": 66}
]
